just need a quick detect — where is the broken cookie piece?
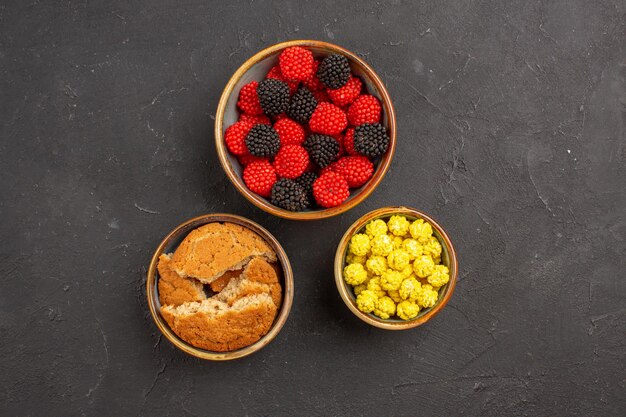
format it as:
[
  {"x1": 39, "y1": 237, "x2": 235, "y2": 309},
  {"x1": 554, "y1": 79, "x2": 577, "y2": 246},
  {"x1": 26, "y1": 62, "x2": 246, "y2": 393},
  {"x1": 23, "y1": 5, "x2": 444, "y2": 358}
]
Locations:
[
  {"x1": 157, "y1": 253, "x2": 206, "y2": 307},
  {"x1": 169, "y1": 222, "x2": 277, "y2": 283},
  {"x1": 161, "y1": 293, "x2": 277, "y2": 352}
]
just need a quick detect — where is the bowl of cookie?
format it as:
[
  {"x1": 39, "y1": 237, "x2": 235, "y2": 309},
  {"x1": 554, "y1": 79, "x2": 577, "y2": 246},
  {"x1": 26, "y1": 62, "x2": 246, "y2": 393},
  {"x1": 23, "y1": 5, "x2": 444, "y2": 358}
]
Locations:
[{"x1": 146, "y1": 213, "x2": 293, "y2": 360}]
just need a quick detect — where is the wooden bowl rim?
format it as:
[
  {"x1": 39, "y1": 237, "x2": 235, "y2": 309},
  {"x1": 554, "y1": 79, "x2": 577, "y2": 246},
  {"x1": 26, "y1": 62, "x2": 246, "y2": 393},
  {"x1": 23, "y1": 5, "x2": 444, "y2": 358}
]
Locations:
[
  {"x1": 334, "y1": 206, "x2": 459, "y2": 330},
  {"x1": 215, "y1": 40, "x2": 397, "y2": 221},
  {"x1": 146, "y1": 213, "x2": 294, "y2": 360}
]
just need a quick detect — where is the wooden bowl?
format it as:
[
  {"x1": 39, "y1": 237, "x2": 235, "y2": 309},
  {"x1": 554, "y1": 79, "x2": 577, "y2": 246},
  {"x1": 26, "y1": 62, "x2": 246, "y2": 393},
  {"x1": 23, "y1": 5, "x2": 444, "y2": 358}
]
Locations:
[
  {"x1": 215, "y1": 40, "x2": 396, "y2": 220},
  {"x1": 146, "y1": 213, "x2": 294, "y2": 360},
  {"x1": 334, "y1": 207, "x2": 458, "y2": 330}
]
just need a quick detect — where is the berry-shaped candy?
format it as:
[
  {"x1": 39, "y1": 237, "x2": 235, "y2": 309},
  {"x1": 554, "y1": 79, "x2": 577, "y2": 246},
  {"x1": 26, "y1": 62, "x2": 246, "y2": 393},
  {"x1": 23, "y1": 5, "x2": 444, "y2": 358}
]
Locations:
[
  {"x1": 237, "y1": 81, "x2": 263, "y2": 115},
  {"x1": 266, "y1": 65, "x2": 299, "y2": 94},
  {"x1": 317, "y1": 54, "x2": 351, "y2": 89},
  {"x1": 279, "y1": 46, "x2": 314, "y2": 81},
  {"x1": 334, "y1": 133, "x2": 346, "y2": 157},
  {"x1": 312, "y1": 171, "x2": 349, "y2": 208},
  {"x1": 348, "y1": 95, "x2": 382, "y2": 125},
  {"x1": 327, "y1": 76, "x2": 362, "y2": 107},
  {"x1": 344, "y1": 263, "x2": 368, "y2": 286},
  {"x1": 273, "y1": 117, "x2": 305, "y2": 146},
  {"x1": 330, "y1": 156, "x2": 373, "y2": 188},
  {"x1": 287, "y1": 86, "x2": 318, "y2": 124},
  {"x1": 349, "y1": 233, "x2": 371, "y2": 256},
  {"x1": 295, "y1": 171, "x2": 317, "y2": 203},
  {"x1": 312, "y1": 88, "x2": 331, "y2": 104},
  {"x1": 341, "y1": 127, "x2": 359, "y2": 155},
  {"x1": 397, "y1": 300, "x2": 420, "y2": 320},
  {"x1": 303, "y1": 134, "x2": 339, "y2": 168},
  {"x1": 270, "y1": 178, "x2": 308, "y2": 211},
  {"x1": 245, "y1": 124, "x2": 280, "y2": 157},
  {"x1": 273, "y1": 145, "x2": 309, "y2": 179},
  {"x1": 239, "y1": 114, "x2": 270, "y2": 125},
  {"x1": 237, "y1": 153, "x2": 265, "y2": 167},
  {"x1": 303, "y1": 60, "x2": 324, "y2": 91},
  {"x1": 353, "y1": 123, "x2": 390, "y2": 158},
  {"x1": 242, "y1": 160, "x2": 277, "y2": 197},
  {"x1": 309, "y1": 102, "x2": 347, "y2": 136},
  {"x1": 257, "y1": 78, "x2": 290, "y2": 117},
  {"x1": 224, "y1": 120, "x2": 255, "y2": 155}
]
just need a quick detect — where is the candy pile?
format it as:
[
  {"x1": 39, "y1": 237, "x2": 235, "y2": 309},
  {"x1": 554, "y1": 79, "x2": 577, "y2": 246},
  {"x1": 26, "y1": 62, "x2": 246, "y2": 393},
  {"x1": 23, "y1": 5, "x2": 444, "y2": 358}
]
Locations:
[
  {"x1": 343, "y1": 215, "x2": 450, "y2": 320},
  {"x1": 224, "y1": 46, "x2": 391, "y2": 211}
]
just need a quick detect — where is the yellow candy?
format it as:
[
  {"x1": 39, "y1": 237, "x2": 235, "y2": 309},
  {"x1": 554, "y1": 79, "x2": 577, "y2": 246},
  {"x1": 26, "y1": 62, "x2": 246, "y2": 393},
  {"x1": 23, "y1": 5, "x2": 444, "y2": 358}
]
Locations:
[
  {"x1": 409, "y1": 219, "x2": 433, "y2": 243},
  {"x1": 402, "y1": 238, "x2": 423, "y2": 260},
  {"x1": 399, "y1": 277, "x2": 421, "y2": 301},
  {"x1": 373, "y1": 296, "x2": 396, "y2": 319},
  {"x1": 387, "y1": 249, "x2": 410, "y2": 271},
  {"x1": 365, "y1": 219, "x2": 388, "y2": 238},
  {"x1": 387, "y1": 289, "x2": 404, "y2": 303},
  {"x1": 423, "y1": 236, "x2": 442, "y2": 259},
  {"x1": 397, "y1": 300, "x2": 420, "y2": 320},
  {"x1": 365, "y1": 255, "x2": 387, "y2": 276},
  {"x1": 348, "y1": 216, "x2": 444, "y2": 320},
  {"x1": 349, "y1": 233, "x2": 371, "y2": 256},
  {"x1": 387, "y1": 215, "x2": 410, "y2": 236},
  {"x1": 399, "y1": 265, "x2": 413, "y2": 278},
  {"x1": 370, "y1": 234, "x2": 393, "y2": 256},
  {"x1": 413, "y1": 255, "x2": 435, "y2": 278},
  {"x1": 344, "y1": 263, "x2": 368, "y2": 286},
  {"x1": 416, "y1": 285, "x2": 438, "y2": 308},
  {"x1": 346, "y1": 253, "x2": 367, "y2": 265},
  {"x1": 380, "y1": 270, "x2": 403, "y2": 291},
  {"x1": 427, "y1": 264, "x2": 450, "y2": 288},
  {"x1": 356, "y1": 290, "x2": 378, "y2": 313},
  {"x1": 353, "y1": 283, "x2": 368, "y2": 296},
  {"x1": 366, "y1": 277, "x2": 386, "y2": 297}
]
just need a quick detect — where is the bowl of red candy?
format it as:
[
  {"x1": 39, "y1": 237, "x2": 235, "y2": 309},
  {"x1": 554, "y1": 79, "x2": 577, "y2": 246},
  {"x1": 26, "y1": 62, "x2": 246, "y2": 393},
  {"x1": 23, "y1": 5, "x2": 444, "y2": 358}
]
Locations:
[{"x1": 215, "y1": 40, "x2": 396, "y2": 220}]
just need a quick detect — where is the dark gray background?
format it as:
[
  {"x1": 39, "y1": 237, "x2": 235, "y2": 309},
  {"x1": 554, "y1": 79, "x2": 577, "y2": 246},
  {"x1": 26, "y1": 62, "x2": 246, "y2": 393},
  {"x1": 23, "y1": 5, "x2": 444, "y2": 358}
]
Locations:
[{"x1": 1, "y1": 0, "x2": 624, "y2": 416}]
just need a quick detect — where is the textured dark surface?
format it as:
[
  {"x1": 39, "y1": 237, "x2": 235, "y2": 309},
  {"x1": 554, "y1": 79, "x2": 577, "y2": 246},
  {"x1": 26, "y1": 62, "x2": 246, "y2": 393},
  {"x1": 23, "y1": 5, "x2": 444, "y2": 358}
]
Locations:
[{"x1": 1, "y1": 1, "x2": 625, "y2": 416}]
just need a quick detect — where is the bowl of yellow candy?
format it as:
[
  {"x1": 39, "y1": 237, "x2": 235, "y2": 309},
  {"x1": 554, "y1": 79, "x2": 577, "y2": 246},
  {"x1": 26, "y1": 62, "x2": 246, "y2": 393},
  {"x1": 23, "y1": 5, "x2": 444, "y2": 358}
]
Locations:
[{"x1": 334, "y1": 206, "x2": 458, "y2": 329}]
